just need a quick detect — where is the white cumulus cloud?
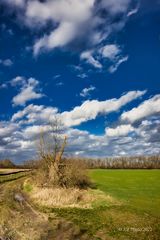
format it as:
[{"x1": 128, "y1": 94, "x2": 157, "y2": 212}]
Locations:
[
  {"x1": 0, "y1": 0, "x2": 136, "y2": 71},
  {"x1": 12, "y1": 77, "x2": 44, "y2": 106},
  {"x1": 26, "y1": 0, "x2": 94, "y2": 55},
  {"x1": 100, "y1": 44, "x2": 121, "y2": 61},
  {"x1": 11, "y1": 76, "x2": 25, "y2": 86},
  {"x1": 106, "y1": 124, "x2": 134, "y2": 137},
  {"x1": 11, "y1": 104, "x2": 58, "y2": 123},
  {"x1": 80, "y1": 51, "x2": 102, "y2": 69},
  {"x1": 121, "y1": 95, "x2": 160, "y2": 123},
  {"x1": 80, "y1": 85, "x2": 96, "y2": 97},
  {"x1": 61, "y1": 90, "x2": 146, "y2": 127}
]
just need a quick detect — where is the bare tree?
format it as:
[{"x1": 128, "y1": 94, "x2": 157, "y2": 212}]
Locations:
[
  {"x1": 37, "y1": 117, "x2": 67, "y2": 186},
  {"x1": 35, "y1": 118, "x2": 90, "y2": 188}
]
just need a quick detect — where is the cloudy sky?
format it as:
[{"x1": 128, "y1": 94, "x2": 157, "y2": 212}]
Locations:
[{"x1": 0, "y1": 0, "x2": 160, "y2": 163}]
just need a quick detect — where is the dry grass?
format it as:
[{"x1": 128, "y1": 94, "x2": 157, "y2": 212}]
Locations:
[
  {"x1": 30, "y1": 186, "x2": 94, "y2": 208},
  {"x1": 26, "y1": 181, "x2": 121, "y2": 209}
]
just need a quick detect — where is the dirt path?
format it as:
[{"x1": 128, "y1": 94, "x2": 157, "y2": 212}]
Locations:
[
  {"x1": 0, "y1": 178, "x2": 90, "y2": 240},
  {"x1": 0, "y1": 169, "x2": 31, "y2": 175}
]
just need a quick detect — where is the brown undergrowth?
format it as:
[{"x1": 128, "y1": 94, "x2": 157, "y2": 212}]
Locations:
[{"x1": 23, "y1": 179, "x2": 121, "y2": 209}]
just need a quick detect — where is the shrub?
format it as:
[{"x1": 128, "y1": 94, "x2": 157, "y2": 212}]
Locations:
[
  {"x1": 59, "y1": 159, "x2": 91, "y2": 189},
  {"x1": 34, "y1": 158, "x2": 90, "y2": 189}
]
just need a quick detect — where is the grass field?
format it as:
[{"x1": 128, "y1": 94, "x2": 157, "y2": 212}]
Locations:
[{"x1": 89, "y1": 169, "x2": 160, "y2": 217}]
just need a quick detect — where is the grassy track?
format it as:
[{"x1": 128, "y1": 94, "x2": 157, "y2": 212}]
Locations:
[
  {"x1": 89, "y1": 169, "x2": 160, "y2": 216},
  {"x1": 0, "y1": 170, "x2": 31, "y2": 183},
  {"x1": 0, "y1": 168, "x2": 30, "y2": 174}
]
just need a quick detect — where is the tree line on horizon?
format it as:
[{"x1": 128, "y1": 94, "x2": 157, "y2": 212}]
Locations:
[
  {"x1": 1, "y1": 155, "x2": 160, "y2": 169},
  {"x1": 84, "y1": 155, "x2": 160, "y2": 169}
]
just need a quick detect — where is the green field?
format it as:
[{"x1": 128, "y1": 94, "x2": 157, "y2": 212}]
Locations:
[{"x1": 89, "y1": 169, "x2": 160, "y2": 217}]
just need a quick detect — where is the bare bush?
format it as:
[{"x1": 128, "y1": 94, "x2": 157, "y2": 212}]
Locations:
[{"x1": 59, "y1": 158, "x2": 91, "y2": 189}]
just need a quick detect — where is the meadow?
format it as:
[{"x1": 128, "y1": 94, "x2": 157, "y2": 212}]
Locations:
[{"x1": 89, "y1": 169, "x2": 160, "y2": 217}]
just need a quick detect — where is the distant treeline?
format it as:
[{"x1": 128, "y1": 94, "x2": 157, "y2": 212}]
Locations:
[
  {"x1": 21, "y1": 155, "x2": 160, "y2": 169},
  {"x1": 84, "y1": 156, "x2": 160, "y2": 169},
  {"x1": 1, "y1": 155, "x2": 160, "y2": 169},
  {"x1": 0, "y1": 159, "x2": 16, "y2": 168},
  {"x1": 0, "y1": 159, "x2": 32, "y2": 169}
]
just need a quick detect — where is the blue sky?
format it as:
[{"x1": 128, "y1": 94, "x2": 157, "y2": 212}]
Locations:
[{"x1": 0, "y1": 0, "x2": 160, "y2": 162}]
